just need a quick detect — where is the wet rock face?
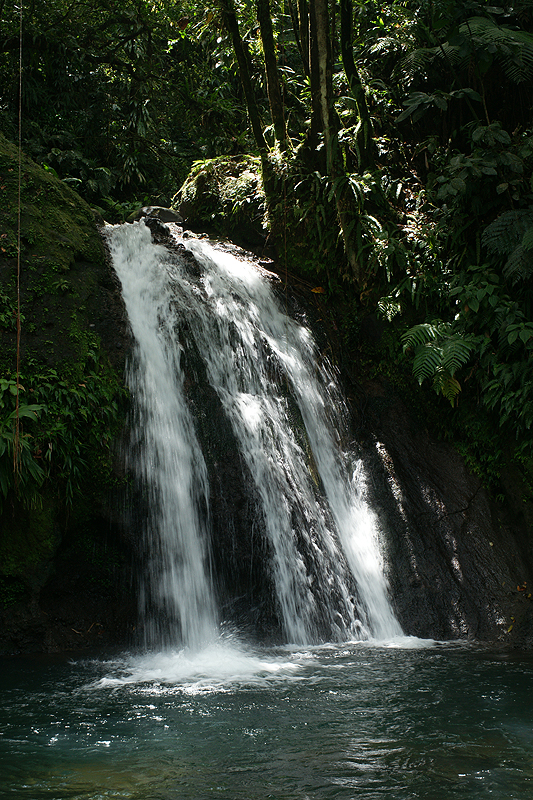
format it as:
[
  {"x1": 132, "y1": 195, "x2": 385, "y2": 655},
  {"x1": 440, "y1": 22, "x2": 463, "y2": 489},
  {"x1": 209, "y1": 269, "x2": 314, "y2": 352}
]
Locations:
[
  {"x1": 357, "y1": 383, "x2": 533, "y2": 648},
  {"x1": 178, "y1": 328, "x2": 281, "y2": 641},
  {"x1": 180, "y1": 358, "x2": 533, "y2": 648},
  {"x1": 127, "y1": 206, "x2": 184, "y2": 224},
  {"x1": 121, "y1": 236, "x2": 533, "y2": 650}
]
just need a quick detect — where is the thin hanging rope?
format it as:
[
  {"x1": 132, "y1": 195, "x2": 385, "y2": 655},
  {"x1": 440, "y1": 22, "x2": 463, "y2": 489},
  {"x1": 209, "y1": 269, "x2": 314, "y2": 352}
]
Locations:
[
  {"x1": 14, "y1": 1, "x2": 23, "y2": 481},
  {"x1": 280, "y1": 0, "x2": 289, "y2": 301}
]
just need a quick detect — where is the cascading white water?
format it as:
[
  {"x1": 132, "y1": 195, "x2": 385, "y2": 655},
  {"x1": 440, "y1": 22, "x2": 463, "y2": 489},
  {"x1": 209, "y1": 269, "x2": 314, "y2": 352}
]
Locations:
[
  {"x1": 108, "y1": 223, "x2": 217, "y2": 648},
  {"x1": 108, "y1": 221, "x2": 402, "y2": 646}
]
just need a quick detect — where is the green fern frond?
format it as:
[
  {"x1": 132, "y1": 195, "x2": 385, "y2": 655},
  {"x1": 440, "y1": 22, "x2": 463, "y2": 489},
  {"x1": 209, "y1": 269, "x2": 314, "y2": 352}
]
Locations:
[
  {"x1": 404, "y1": 323, "x2": 474, "y2": 403},
  {"x1": 400, "y1": 48, "x2": 436, "y2": 81},
  {"x1": 482, "y1": 207, "x2": 533, "y2": 256},
  {"x1": 438, "y1": 42, "x2": 465, "y2": 66},
  {"x1": 401, "y1": 321, "x2": 450, "y2": 352},
  {"x1": 401, "y1": 17, "x2": 533, "y2": 86},
  {"x1": 463, "y1": 17, "x2": 533, "y2": 83},
  {"x1": 435, "y1": 374, "x2": 462, "y2": 406},
  {"x1": 521, "y1": 226, "x2": 533, "y2": 251},
  {"x1": 369, "y1": 37, "x2": 405, "y2": 56},
  {"x1": 503, "y1": 244, "x2": 533, "y2": 282},
  {"x1": 413, "y1": 343, "x2": 443, "y2": 384},
  {"x1": 441, "y1": 336, "x2": 475, "y2": 376}
]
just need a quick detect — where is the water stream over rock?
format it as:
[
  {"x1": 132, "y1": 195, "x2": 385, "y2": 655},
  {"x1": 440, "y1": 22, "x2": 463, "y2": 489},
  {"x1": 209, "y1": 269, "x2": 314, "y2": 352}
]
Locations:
[{"x1": 107, "y1": 222, "x2": 402, "y2": 647}]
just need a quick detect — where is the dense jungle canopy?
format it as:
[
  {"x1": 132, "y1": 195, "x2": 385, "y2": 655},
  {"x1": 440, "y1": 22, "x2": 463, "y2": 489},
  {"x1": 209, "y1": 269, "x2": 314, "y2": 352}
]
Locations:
[{"x1": 1, "y1": 0, "x2": 533, "y2": 512}]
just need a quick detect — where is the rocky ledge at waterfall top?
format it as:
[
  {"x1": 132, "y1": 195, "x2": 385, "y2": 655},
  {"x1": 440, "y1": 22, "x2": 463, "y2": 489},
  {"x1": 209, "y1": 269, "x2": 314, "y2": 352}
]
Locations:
[{"x1": 0, "y1": 138, "x2": 532, "y2": 652}]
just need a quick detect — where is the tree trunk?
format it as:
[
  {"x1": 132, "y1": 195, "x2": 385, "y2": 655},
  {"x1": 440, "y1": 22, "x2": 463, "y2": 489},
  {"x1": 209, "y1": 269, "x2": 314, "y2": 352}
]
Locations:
[
  {"x1": 313, "y1": 0, "x2": 333, "y2": 169},
  {"x1": 307, "y1": 0, "x2": 323, "y2": 152},
  {"x1": 256, "y1": 0, "x2": 288, "y2": 151},
  {"x1": 286, "y1": 0, "x2": 309, "y2": 77},
  {"x1": 339, "y1": 0, "x2": 374, "y2": 170},
  {"x1": 311, "y1": 0, "x2": 361, "y2": 282},
  {"x1": 297, "y1": 0, "x2": 310, "y2": 76},
  {"x1": 218, "y1": 0, "x2": 267, "y2": 156}
]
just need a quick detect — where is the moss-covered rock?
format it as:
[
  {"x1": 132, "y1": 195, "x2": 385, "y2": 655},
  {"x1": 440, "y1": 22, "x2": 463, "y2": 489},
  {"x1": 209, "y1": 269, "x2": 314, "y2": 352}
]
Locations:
[
  {"x1": 0, "y1": 133, "x2": 135, "y2": 654},
  {"x1": 173, "y1": 155, "x2": 268, "y2": 248},
  {"x1": 0, "y1": 498, "x2": 57, "y2": 577},
  {"x1": 0, "y1": 132, "x2": 128, "y2": 373}
]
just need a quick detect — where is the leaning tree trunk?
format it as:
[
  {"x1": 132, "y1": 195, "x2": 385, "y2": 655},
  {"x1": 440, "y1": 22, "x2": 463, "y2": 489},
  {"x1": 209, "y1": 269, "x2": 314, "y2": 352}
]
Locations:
[
  {"x1": 298, "y1": 0, "x2": 310, "y2": 76},
  {"x1": 307, "y1": 0, "x2": 324, "y2": 154},
  {"x1": 218, "y1": 0, "x2": 267, "y2": 156},
  {"x1": 286, "y1": 0, "x2": 309, "y2": 76},
  {"x1": 311, "y1": 0, "x2": 361, "y2": 282},
  {"x1": 339, "y1": 0, "x2": 374, "y2": 170},
  {"x1": 256, "y1": 0, "x2": 288, "y2": 151},
  {"x1": 218, "y1": 0, "x2": 279, "y2": 207}
]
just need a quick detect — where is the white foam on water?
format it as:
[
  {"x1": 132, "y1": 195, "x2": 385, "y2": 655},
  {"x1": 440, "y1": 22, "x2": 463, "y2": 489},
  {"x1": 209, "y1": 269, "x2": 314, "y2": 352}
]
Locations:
[{"x1": 89, "y1": 639, "x2": 305, "y2": 693}]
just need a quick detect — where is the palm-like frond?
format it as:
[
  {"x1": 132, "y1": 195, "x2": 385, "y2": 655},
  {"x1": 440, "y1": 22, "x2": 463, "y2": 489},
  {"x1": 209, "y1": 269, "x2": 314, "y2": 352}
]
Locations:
[
  {"x1": 403, "y1": 323, "x2": 475, "y2": 404},
  {"x1": 435, "y1": 374, "x2": 462, "y2": 405},
  {"x1": 399, "y1": 16, "x2": 533, "y2": 86},
  {"x1": 441, "y1": 336, "x2": 476, "y2": 376},
  {"x1": 482, "y1": 207, "x2": 533, "y2": 282},
  {"x1": 482, "y1": 208, "x2": 533, "y2": 255},
  {"x1": 401, "y1": 321, "x2": 451, "y2": 351},
  {"x1": 413, "y1": 342, "x2": 443, "y2": 384},
  {"x1": 400, "y1": 48, "x2": 436, "y2": 82},
  {"x1": 503, "y1": 243, "x2": 533, "y2": 282}
]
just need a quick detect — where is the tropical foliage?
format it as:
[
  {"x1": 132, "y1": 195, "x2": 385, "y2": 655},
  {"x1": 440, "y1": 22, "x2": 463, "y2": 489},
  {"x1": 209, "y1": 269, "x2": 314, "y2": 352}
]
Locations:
[
  {"x1": 1, "y1": 0, "x2": 532, "y2": 493},
  {"x1": 0, "y1": 366, "x2": 127, "y2": 513}
]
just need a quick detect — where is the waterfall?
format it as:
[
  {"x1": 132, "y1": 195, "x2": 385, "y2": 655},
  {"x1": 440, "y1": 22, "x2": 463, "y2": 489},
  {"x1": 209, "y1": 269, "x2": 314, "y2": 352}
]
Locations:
[
  {"x1": 108, "y1": 224, "x2": 217, "y2": 648},
  {"x1": 108, "y1": 222, "x2": 402, "y2": 647}
]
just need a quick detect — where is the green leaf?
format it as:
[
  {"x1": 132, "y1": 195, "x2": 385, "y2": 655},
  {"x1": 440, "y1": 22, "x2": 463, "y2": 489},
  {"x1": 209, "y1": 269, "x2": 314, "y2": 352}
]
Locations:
[
  {"x1": 413, "y1": 343, "x2": 443, "y2": 384},
  {"x1": 494, "y1": 128, "x2": 512, "y2": 144},
  {"x1": 521, "y1": 227, "x2": 533, "y2": 251},
  {"x1": 396, "y1": 106, "x2": 417, "y2": 123},
  {"x1": 450, "y1": 176, "x2": 466, "y2": 192},
  {"x1": 432, "y1": 95, "x2": 448, "y2": 111}
]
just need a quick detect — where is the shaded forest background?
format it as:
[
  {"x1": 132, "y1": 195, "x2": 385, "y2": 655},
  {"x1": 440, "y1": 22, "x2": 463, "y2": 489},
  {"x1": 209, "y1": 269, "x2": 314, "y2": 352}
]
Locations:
[{"x1": 1, "y1": 0, "x2": 533, "y2": 537}]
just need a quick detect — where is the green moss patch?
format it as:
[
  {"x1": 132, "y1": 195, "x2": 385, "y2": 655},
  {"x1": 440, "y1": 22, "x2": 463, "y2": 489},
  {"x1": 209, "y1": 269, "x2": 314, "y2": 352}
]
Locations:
[
  {"x1": 0, "y1": 497, "x2": 57, "y2": 578},
  {"x1": 0, "y1": 134, "x2": 130, "y2": 619},
  {"x1": 174, "y1": 155, "x2": 267, "y2": 245}
]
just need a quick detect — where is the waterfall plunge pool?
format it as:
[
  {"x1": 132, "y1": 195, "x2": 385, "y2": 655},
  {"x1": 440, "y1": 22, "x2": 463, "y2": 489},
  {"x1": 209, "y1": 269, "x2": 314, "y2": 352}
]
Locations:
[
  {"x1": 6, "y1": 225, "x2": 529, "y2": 797},
  {"x1": 1, "y1": 639, "x2": 533, "y2": 800}
]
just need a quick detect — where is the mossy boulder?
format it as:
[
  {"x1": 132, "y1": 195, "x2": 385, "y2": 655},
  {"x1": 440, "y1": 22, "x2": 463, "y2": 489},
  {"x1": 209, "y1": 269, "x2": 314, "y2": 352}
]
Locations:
[
  {"x1": 0, "y1": 132, "x2": 128, "y2": 372},
  {"x1": 0, "y1": 133, "x2": 135, "y2": 654},
  {"x1": 173, "y1": 155, "x2": 268, "y2": 248}
]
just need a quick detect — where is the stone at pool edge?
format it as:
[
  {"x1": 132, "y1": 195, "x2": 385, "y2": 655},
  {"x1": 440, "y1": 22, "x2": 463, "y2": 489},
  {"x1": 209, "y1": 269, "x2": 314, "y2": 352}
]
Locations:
[{"x1": 126, "y1": 206, "x2": 184, "y2": 224}]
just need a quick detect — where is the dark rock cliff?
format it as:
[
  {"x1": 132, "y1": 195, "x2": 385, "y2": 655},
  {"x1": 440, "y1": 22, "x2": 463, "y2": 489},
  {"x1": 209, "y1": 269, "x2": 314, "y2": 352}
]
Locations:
[
  {"x1": 0, "y1": 138, "x2": 531, "y2": 653},
  {"x1": 357, "y1": 382, "x2": 533, "y2": 649},
  {"x1": 0, "y1": 133, "x2": 136, "y2": 654}
]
